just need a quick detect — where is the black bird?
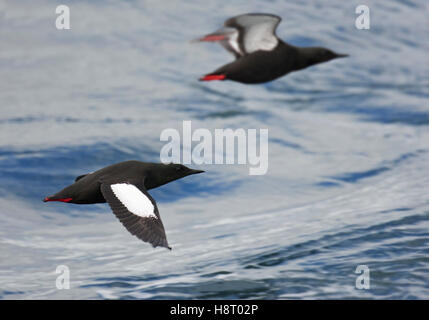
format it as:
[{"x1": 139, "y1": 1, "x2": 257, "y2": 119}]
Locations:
[
  {"x1": 196, "y1": 13, "x2": 348, "y2": 84},
  {"x1": 43, "y1": 161, "x2": 204, "y2": 250}
]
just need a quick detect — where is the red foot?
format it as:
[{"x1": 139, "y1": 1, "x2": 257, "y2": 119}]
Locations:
[
  {"x1": 200, "y1": 35, "x2": 225, "y2": 42},
  {"x1": 199, "y1": 74, "x2": 226, "y2": 81},
  {"x1": 44, "y1": 197, "x2": 73, "y2": 203}
]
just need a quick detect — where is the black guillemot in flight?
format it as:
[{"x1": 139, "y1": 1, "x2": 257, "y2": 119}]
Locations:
[
  {"x1": 196, "y1": 13, "x2": 348, "y2": 84},
  {"x1": 43, "y1": 161, "x2": 204, "y2": 250}
]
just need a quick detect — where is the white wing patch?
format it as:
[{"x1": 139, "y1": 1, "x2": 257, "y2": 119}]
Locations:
[
  {"x1": 230, "y1": 14, "x2": 280, "y2": 54},
  {"x1": 111, "y1": 183, "x2": 156, "y2": 219},
  {"x1": 221, "y1": 29, "x2": 243, "y2": 57},
  {"x1": 243, "y1": 22, "x2": 279, "y2": 53}
]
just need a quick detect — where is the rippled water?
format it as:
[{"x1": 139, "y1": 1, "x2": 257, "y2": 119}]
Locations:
[{"x1": 1, "y1": 0, "x2": 429, "y2": 299}]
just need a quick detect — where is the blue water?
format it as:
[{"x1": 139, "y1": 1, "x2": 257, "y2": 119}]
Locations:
[{"x1": 1, "y1": 0, "x2": 429, "y2": 299}]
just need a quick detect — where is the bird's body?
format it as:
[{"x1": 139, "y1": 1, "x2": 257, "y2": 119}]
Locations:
[
  {"x1": 44, "y1": 161, "x2": 204, "y2": 249},
  {"x1": 197, "y1": 13, "x2": 347, "y2": 84},
  {"x1": 208, "y1": 41, "x2": 300, "y2": 84},
  {"x1": 45, "y1": 161, "x2": 173, "y2": 204}
]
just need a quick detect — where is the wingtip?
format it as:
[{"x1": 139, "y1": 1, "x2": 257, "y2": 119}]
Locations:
[{"x1": 153, "y1": 244, "x2": 171, "y2": 250}]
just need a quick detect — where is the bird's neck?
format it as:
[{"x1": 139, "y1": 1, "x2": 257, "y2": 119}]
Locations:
[
  {"x1": 144, "y1": 171, "x2": 175, "y2": 190},
  {"x1": 144, "y1": 174, "x2": 164, "y2": 190},
  {"x1": 275, "y1": 42, "x2": 319, "y2": 72},
  {"x1": 294, "y1": 46, "x2": 323, "y2": 69}
]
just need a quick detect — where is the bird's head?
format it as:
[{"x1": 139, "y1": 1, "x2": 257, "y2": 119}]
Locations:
[
  {"x1": 166, "y1": 163, "x2": 205, "y2": 180},
  {"x1": 147, "y1": 163, "x2": 205, "y2": 188},
  {"x1": 302, "y1": 47, "x2": 348, "y2": 66}
]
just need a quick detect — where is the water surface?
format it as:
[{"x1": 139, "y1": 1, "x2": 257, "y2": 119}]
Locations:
[{"x1": 1, "y1": 0, "x2": 429, "y2": 299}]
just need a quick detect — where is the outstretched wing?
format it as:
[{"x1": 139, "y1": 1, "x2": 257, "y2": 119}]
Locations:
[
  {"x1": 225, "y1": 13, "x2": 281, "y2": 55},
  {"x1": 217, "y1": 27, "x2": 243, "y2": 59},
  {"x1": 100, "y1": 182, "x2": 171, "y2": 250}
]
